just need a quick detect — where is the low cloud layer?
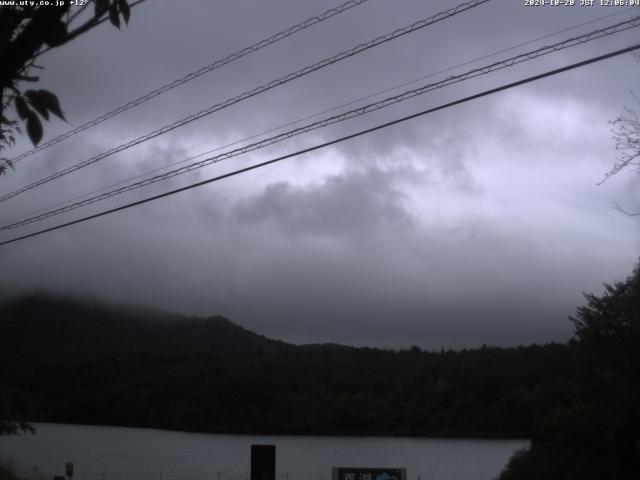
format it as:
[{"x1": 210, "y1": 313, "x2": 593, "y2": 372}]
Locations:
[{"x1": 1, "y1": 0, "x2": 639, "y2": 348}]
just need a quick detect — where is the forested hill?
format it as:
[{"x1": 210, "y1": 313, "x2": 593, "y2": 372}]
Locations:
[
  {"x1": 0, "y1": 293, "x2": 293, "y2": 360},
  {"x1": 2, "y1": 262, "x2": 638, "y2": 480},
  {"x1": 0, "y1": 292, "x2": 573, "y2": 439}
]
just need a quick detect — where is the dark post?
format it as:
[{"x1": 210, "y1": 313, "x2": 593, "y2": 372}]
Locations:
[{"x1": 251, "y1": 444, "x2": 276, "y2": 480}]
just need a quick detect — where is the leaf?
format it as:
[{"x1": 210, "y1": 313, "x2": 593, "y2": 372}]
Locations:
[
  {"x1": 118, "y1": 0, "x2": 130, "y2": 24},
  {"x1": 0, "y1": 158, "x2": 15, "y2": 173},
  {"x1": 109, "y1": 3, "x2": 120, "y2": 29},
  {"x1": 24, "y1": 89, "x2": 65, "y2": 121},
  {"x1": 44, "y1": 19, "x2": 68, "y2": 47},
  {"x1": 14, "y1": 96, "x2": 30, "y2": 120},
  {"x1": 95, "y1": 0, "x2": 109, "y2": 16},
  {"x1": 25, "y1": 112, "x2": 43, "y2": 146},
  {"x1": 24, "y1": 91, "x2": 49, "y2": 120}
]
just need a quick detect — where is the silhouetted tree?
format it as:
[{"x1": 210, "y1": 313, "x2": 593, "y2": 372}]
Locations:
[
  {"x1": 571, "y1": 261, "x2": 640, "y2": 358},
  {"x1": 0, "y1": 383, "x2": 37, "y2": 435},
  {"x1": 0, "y1": 0, "x2": 138, "y2": 174},
  {"x1": 500, "y1": 261, "x2": 640, "y2": 480},
  {"x1": 605, "y1": 67, "x2": 640, "y2": 216}
]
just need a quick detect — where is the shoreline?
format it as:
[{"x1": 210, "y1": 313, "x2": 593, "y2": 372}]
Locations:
[{"x1": 18, "y1": 421, "x2": 531, "y2": 442}]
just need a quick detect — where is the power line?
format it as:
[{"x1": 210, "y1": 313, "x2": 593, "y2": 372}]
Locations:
[
  {"x1": 4, "y1": 15, "x2": 639, "y2": 230},
  {"x1": 7, "y1": 0, "x2": 372, "y2": 164},
  {"x1": 1, "y1": 43, "x2": 638, "y2": 248},
  {"x1": 0, "y1": 0, "x2": 491, "y2": 205},
  {"x1": 5, "y1": 15, "x2": 638, "y2": 228},
  {"x1": 4, "y1": 5, "x2": 631, "y2": 228}
]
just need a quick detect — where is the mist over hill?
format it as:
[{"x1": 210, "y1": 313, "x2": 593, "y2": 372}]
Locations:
[
  {"x1": 0, "y1": 293, "x2": 294, "y2": 360},
  {"x1": 0, "y1": 292, "x2": 571, "y2": 438},
  {"x1": 1, "y1": 282, "x2": 638, "y2": 480}
]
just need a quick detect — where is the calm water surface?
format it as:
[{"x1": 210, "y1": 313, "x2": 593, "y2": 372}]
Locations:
[{"x1": 0, "y1": 424, "x2": 527, "y2": 480}]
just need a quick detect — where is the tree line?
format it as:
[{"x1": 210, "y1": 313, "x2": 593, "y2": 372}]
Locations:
[{"x1": 0, "y1": 261, "x2": 638, "y2": 479}]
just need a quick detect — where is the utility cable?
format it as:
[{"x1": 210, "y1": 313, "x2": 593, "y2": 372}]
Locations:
[
  {"x1": 3, "y1": 5, "x2": 631, "y2": 228},
  {"x1": 7, "y1": 0, "x2": 372, "y2": 164},
  {"x1": 0, "y1": 0, "x2": 491, "y2": 204},
  {"x1": 3, "y1": 15, "x2": 638, "y2": 230},
  {"x1": 1, "y1": 43, "x2": 638, "y2": 247}
]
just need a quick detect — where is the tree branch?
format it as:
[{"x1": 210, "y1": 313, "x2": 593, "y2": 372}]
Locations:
[
  {"x1": 613, "y1": 202, "x2": 640, "y2": 217},
  {"x1": 35, "y1": 0, "x2": 148, "y2": 59}
]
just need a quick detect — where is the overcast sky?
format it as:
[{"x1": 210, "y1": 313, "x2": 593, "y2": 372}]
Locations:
[{"x1": 1, "y1": 0, "x2": 639, "y2": 348}]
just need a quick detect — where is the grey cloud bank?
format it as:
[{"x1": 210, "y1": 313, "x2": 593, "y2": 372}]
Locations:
[{"x1": 0, "y1": 0, "x2": 638, "y2": 348}]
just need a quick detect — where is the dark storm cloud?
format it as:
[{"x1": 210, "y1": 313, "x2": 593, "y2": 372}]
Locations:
[
  {"x1": 1, "y1": 0, "x2": 639, "y2": 348},
  {"x1": 233, "y1": 167, "x2": 412, "y2": 237}
]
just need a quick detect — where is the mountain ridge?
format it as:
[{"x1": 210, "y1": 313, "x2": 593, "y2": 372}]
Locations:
[{"x1": 0, "y1": 292, "x2": 298, "y2": 360}]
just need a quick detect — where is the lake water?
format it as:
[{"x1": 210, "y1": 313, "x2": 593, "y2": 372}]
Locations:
[{"x1": 0, "y1": 424, "x2": 527, "y2": 480}]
